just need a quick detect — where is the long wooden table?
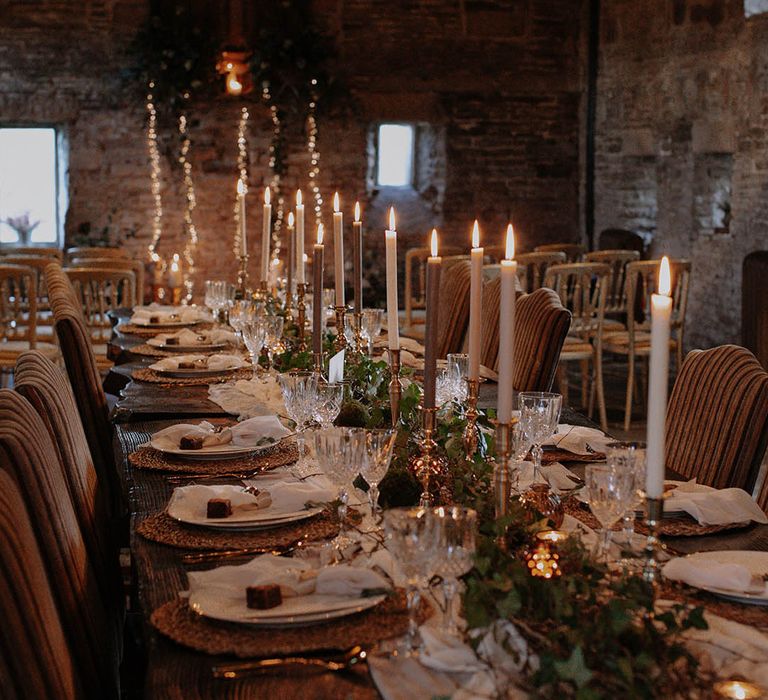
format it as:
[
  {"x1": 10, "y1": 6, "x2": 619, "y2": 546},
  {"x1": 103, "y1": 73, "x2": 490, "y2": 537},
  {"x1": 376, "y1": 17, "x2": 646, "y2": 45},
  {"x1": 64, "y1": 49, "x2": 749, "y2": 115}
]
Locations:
[{"x1": 110, "y1": 324, "x2": 768, "y2": 698}]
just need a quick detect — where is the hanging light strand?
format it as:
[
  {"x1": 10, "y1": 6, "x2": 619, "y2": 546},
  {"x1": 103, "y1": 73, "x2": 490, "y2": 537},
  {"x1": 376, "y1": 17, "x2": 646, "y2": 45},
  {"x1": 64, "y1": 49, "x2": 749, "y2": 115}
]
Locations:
[
  {"x1": 146, "y1": 81, "x2": 164, "y2": 263},
  {"x1": 233, "y1": 106, "x2": 249, "y2": 258},
  {"x1": 178, "y1": 111, "x2": 198, "y2": 303},
  {"x1": 307, "y1": 80, "x2": 322, "y2": 229},
  {"x1": 263, "y1": 82, "x2": 284, "y2": 273}
]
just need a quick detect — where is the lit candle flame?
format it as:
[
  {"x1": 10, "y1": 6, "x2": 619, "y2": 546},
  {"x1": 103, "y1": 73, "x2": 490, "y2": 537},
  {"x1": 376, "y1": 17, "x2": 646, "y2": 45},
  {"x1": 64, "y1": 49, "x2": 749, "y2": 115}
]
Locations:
[
  {"x1": 296, "y1": 189, "x2": 303, "y2": 206},
  {"x1": 389, "y1": 207, "x2": 396, "y2": 231},
  {"x1": 317, "y1": 223, "x2": 324, "y2": 245},
  {"x1": 288, "y1": 211, "x2": 295, "y2": 227},
  {"x1": 659, "y1": 256, "x2": 671, "y2": 296},
  {"x1": 505, "y1": 224, "x2": 515, "y2": 260},
  {"x1": 236, "y1": 179, "x2": 245, "y2": 196},
  {"x1": 333, "y1": 192, "x2": 340, "y2": 213},
  {"x1": 226, "y1": 71, "x2": 243, "y2": 96},
  {"x1": 354, "y1": 201, "x2": 361, "y2": 222},
  {"x1": 472, "y1": 220, "x2": 480, "y2": 248},
  {"x1": 430, "y1": 228, "x2": 439, "y2": 257},
  {"x1": 170, "y1": 252, "x2": 180, "y2": 271},
  {"x1": 264, "y1": 187, "x2": 271, "y2": 205}
]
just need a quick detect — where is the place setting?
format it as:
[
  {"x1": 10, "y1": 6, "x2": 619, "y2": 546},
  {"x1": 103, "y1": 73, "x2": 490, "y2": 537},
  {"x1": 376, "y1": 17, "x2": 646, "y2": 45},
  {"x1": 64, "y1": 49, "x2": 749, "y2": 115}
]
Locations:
[
  {"x1": 116, "y1": 303, "x2": 213, "y2": 336},
  {"x1": 132, "y1": 352, "x2": 253, "y2": 385}
]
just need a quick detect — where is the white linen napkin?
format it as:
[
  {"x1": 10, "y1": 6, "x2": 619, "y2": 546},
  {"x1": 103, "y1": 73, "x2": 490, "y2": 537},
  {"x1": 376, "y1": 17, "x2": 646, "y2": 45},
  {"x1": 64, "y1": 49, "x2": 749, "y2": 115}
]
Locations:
[
  {"x1": 229, "y1": 415, "x2": 292, "y2": 446},
  {"x1": 517, "y1": 461, "x2": 582, "y2": 494},
  {"x1": 130, "y1": 305, "x2": 205, "y2": 325},
  {"x1": 147, "y1": 328, "x2": 237, "y2": 348},
  {"x1": 545, "y1": 424, "x2": 612, "y2": 455},
  {"x1": 663, "y1": 556, "x2": 767, "y2": 594},
  {"x1": 186, "y1": 554, "x2": 390, "y2": 600},
  {"x1": 207, "y1": 377, "x2": 286, "y2": 419},
  {"x1": 243, "y1": 474, "x2": 335, "y2": 511},
  {"x1": 167, "y1": 484, "x2": 271, "y2": 521},
  {"x1": 149, "y1": 353, "x2": 246, "y2": 372},
  {"x1": 665, "y1": 481, "x2": 768, "y2": 525},
  {"x1": 150, "y1": 421, "x2": 231, "y2": 450}
]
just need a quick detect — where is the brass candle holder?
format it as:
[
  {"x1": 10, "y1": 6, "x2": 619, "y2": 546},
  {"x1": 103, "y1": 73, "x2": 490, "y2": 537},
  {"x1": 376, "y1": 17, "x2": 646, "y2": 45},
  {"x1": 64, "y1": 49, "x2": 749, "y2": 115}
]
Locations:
[
  {"x1": 409, "y1": 407, "x2": 446, "y2": 508},
  {"x1": 642, "y1": 496, "x2": 664, "y2": 584},
  {"x1": 313, "y1": 351, "x2": 324, "y2": 376},
  {"x1": 296, "y1": 283, "x2": 308, "y2": 351},
  {"x1": 237, "y1": 253, "x2": 249, "y2": 297},
  {"x1": 334, "y1": 305, "x2": 348, "y2": 352},
  {"x1": 493, "y1": 420, "x2": 513, "y2": 520},
  {"x1": 462, "y1": 377, "x2": 483, "y2": 458},
  {"x1": 352, "y1": 311, "x2": 365, "y2": 354},
  {"x1": 387, "y1": 348, "x2": 402, "y2": 427}
]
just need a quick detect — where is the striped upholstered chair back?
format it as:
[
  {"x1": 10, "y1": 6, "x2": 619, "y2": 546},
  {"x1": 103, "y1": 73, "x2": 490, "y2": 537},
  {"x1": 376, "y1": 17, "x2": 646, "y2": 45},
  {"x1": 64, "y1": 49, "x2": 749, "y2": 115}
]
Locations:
[
  {"x1": 508, "y1": 287, "x2": 572, "y2": 392},
  {"x1": 0, "y1": 390, "x2": 119, "y2": 699},
  {"x1": 665, "y1": 345, "x2": 768, "y2": 491},
  {"x1": 435, "y1": 258, "x2": 472, "y2": 359},
  {"x1": 0, "y1": 470, "x2": 80, "y2": 700},
  {"x1": 14, "y1": 350, "x2": 120, "y2": 617},
  {"x1": 480, "y1": 277, "x2": 502, "y2": 369},
  {"x1": 44, "y1": 262, "x2": 123, "y2": 518}
]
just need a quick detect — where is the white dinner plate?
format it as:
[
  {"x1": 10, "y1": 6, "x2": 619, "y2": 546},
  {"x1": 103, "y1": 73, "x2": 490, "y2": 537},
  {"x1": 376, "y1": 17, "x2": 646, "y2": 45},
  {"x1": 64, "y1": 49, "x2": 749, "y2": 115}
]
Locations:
[
  {"x1": 153, "y1": 342, "x2": 228, "y2": 353},
  {"x1": 189, "y1": 590, "x2": 386, "y2": 627},
  {"x1": 133, "y1": 319, "x2": 203, "y2": 328},
  {"x1": 669, "y1": 551, "x2": 768, "y2": 606},
  {"x1": 150, "y1": 439, "x2": 281, "y2": 461},
  {"x1": 169, "y1": 506, "x2": 324, "y2": 531}
]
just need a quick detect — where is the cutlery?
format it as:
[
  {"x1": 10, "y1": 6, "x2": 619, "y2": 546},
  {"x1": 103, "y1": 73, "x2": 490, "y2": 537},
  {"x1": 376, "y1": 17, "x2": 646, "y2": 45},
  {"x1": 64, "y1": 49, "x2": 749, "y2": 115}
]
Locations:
[
  {"x1": 212, "y1": 645, "x2": 367, "y2": 679},
  {"x1": 181, "y1": 543, "x2": 296, "y2": 564}
]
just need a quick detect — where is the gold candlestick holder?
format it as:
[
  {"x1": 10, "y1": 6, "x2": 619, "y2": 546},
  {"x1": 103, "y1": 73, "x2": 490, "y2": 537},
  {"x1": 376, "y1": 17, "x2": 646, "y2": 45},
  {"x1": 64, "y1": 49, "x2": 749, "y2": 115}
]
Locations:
[
  {"x1": 352, "y1": 311, "x2": 365, "y2": 354},
  {"x1": 493, "y1": 420, "x2": 513, "y2": 521},
  {"x1": 296, "y1": 283, "x2": 307, "y2": 351},
  {"x1": 334, "y1": 305, "x2": 347, "y2": 352},
  {"x1": 408, "y1": 407, "x2": 446, "y2": 508},
  {"x1": 237, "y1": 254, "x2": 249, "y2": 297},
  {"x1": 313, "y1": 351, "x2": 324, "y2": 376},
  {"x1": 387, "y1": 348, "x2": 402, "y2": 427},
  {"x1": 462, "y1": 377, "x2": 483, "y2": 459},
  {"x1": 642, "y1": 497, "x2": 664, "y2": 584}
]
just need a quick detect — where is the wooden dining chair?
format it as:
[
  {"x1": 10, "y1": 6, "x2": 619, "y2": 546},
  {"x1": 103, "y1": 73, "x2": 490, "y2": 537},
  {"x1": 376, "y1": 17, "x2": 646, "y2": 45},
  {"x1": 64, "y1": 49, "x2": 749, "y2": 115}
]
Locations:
[
  {"x1": 0, "y1": 390, "x2": 119, "y2": 699},
  {"x1": 603, "y1": 259, "x2": 691, "y2": 431},
  {"x1": 665, "y1": 345, "x2": 768, "y2": 491},
  {"x1": 68, "y1": 256, "x2": 145, "y2": 306},
  {"x1": 0, "y1": 245, "x2": 63, "y2": 260},
  {"x1": 45, "y1": 262, "x2": 124, "y2": 519},
  {"x1": 0, "y1": 264, "x2": 60, "y2": 384},
  {"x1": 544, "y1": 262, "x2": 610, "y2": 431},
  {"x1": 0, "y1": 254, "x2": 58, "y2": 340},
  {"x1": 0, "y1": 470, "x2": 80, "y2": 700},
  {"x1": 403, "y1": 245, "x2": 463, "y2": 335},
  {"x1": 585, "y1": 249, "x2": 640, "y2": 332},
  {"x1": 14, "y1": 350, "x2": 121, "y2": 620},
  {"x1": 534, "y1": 242, "x2": 586, "y2": 262},
  {"x1": 510, "y1": 287, "x2": 572, "y2": 392},
  {"x1": 515, "y1": 251, "x2": 567, "y2": 293},
  {"x1": 435, "y1": 258, "x2": 473, "y2": 359},
  {"x1": 65, "y1": 246, "x2": 130, "y2": 264}
]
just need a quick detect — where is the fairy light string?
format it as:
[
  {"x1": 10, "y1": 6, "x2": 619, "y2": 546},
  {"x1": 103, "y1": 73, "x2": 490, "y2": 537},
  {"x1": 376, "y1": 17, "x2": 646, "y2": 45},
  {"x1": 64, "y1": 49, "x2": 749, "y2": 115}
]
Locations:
[
  {"x1": 262, "y1": 82, "x2": 285, "y2": 279},
  {"x1": 178, "y1": 108, "x2": 198, "y2": 303},
  {"x1": 146, "y1": 81, "x2": 164, "y2": 264},
  {"x1": 307, "y1": 79, "x2": 322, "y2": 229},
  {"x1": 233, "y1": 106, "x2": 249, "y2": 258}
]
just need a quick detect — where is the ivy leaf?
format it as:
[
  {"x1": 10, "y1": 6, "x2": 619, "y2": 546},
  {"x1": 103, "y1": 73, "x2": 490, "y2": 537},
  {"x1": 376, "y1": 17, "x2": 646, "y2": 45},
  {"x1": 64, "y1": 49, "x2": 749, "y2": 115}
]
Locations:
[
  {"x1": 682, "y1": 606, "x2": 708, "y2": 631},
  {"x1": 553, "y1": 646, "x2": 593, "y2": 688}
]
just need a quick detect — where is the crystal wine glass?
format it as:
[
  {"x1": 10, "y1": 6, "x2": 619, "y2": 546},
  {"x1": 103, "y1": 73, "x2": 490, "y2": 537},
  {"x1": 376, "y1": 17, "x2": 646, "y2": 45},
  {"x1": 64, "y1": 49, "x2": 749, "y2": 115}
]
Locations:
[
  {"x1": 361, "y1": 428, "x2": 397, "y2": 517},
  {"x1": 313, "y1": 382, "x2": 344, "y2": 428},
  {"x1": 585, "y1": 463, "x2": 635, "y2": 563},
  {"x1": 432, "y1": 506, "x2": 477, "y2": 636},
  {"x1": 314, "y1": 427, "x2": 367, "y2": 557},
  {"x1": 518, "y1": 392, "x2": 562, "y2": 483},
  {"x1": 227, "y1": 299, "x2": 249, "y2": 348},
  {"x1": 447, "y1": 353, "x2": 469, "y2": 402},
  {"x1": 278, "y1": 372, "x2": 319, "y2": 473},
  {"x1": 263, "y1": 315, "x2": 284, "y2": 373},
  {"x1": 435, "y1": 369, "x2": 453, "y2": 407},
  {"x1": 383, "y1": 507, "x2": 438, "y2": 655},
  {"x1": 606, "y1": 441, "x2": 647, "y2": 548},
  {"x1": 361, "y1": 308, "x2": 383, "y2": 356},
  {"x1": 240, "y1": 316, "x2": 266, "y2": 379}
]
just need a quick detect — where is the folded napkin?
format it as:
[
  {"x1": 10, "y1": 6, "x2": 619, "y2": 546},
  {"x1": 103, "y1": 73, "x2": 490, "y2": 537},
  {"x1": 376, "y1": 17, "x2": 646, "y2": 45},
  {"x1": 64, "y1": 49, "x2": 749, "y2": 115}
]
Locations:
[
  {"x1": 207, "y1": 377, "x2": 286, "y2": 420},
  {"x1": 149, "y1": 353, "x2": 246, "y2": 372},
  {"x1": 148, "y1": 328, "x2": 236, "y2": 348},
  {"x1": 545, "y1": 424, "x2": 611, "y2": 456},
  {"x1": 243, "y1": 474, "x2": 335, "y2": 512},
  {"x1": 663, "y1": 556, "x2": 767, "y2": 595},
  {"x1": 376, "y1": 336, "x2": 425, "y2": 355},
  {"x1": 151, "y1": 420, "x2": 231, "y2": 450},
  {"x1": 229, "y1": 415, "x2": 292, "y2": 446},
  {"x1": 665, "y1": 481, "x2": 768, "y2": 526},
  {"x1": 517, "y1": 461, "x2": 582, "y2": 494},
  {"x1": 419, "y1": 627, "x2": 486, "y2": 674},
  {"x1": 130, "y1": 305, "x2": 205, "y2": 325},
  {"x1": 187, "y1": 554, "x2": 390, "y2": 601},
  {"x1": 167, "y1": 484, "x2": 271, "y2": 522}
]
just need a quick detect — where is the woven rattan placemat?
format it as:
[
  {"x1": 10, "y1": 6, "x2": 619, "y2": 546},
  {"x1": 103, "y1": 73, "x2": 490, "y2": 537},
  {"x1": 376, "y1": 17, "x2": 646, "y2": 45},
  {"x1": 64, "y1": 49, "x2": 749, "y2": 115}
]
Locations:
[
  {"x1": 132, "y1": 367, "x2": 254, "y2": 386},
  {"x1": 151, "y1": 592, "x2": 431, "y2": 658},
  {"x1": 117, "y1": 322, "x2": 215, "y2": 337}
]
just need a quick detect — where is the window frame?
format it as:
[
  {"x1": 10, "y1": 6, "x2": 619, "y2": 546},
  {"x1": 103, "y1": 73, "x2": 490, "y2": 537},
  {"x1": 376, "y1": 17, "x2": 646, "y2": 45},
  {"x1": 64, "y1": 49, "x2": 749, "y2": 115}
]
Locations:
[
  {"x1": 0, "y1": 123, "x2": 65, "y2": 248},
  {"x1": 374, "y1": 121, "x2": 416, "y2": 189}
]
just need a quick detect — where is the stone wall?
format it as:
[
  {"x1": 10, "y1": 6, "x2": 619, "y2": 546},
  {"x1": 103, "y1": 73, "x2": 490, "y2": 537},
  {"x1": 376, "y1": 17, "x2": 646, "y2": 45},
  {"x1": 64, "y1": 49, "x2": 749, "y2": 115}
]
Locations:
[
  {"x1": 595, "y1": 0, "x2": 768, "y2": 349},
  {"x1": 0, "y1": 0, "x2": 585, "y2": 304}
]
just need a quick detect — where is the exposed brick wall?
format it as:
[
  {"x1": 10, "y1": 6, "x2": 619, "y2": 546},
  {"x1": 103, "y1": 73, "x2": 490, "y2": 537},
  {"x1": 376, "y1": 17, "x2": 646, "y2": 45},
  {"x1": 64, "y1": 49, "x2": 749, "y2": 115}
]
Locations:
[
  {"x1": 0, "y1": 0, "x2": 584, "y2": 303},
  {"x1": 595, "y1": 0, "x2": 768, "y2": 350}
]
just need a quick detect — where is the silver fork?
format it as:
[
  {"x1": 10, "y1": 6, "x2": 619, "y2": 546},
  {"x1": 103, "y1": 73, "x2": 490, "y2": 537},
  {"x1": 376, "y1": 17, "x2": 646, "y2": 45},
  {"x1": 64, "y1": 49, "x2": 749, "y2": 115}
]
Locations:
[{"x1": 212, "y1": 645, "x2": 367, "y2": 679}]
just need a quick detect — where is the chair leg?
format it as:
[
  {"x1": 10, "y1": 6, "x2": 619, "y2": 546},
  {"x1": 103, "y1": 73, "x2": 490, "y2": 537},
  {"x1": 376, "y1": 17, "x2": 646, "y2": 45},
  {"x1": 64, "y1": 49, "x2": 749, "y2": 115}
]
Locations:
[
  {"x1": 624, "y1": 353, "x2": 635, "y2": 432},
  {"x1": 557, "y1": 363, "x2": 570, "y2": 407},
  {"x1": 595, "y1": 349, "x2": 608, "y2": 433},
  {"x1": 580, "y1": 359, "x2": 589, "y2": 409}
]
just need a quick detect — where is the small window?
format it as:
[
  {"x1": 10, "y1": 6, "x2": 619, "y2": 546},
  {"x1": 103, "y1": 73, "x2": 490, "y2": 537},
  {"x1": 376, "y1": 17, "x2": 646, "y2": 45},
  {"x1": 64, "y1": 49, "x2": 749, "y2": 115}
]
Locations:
[
  {"x1": 0, "y1": 127, "x2": 61, "y2": 245},
  {"x1": 745, "y1": 0, "x2": 768, "y2": 17},
  {"x1": 376, "y1": 123, "x2": 415, "y2": 187}
]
